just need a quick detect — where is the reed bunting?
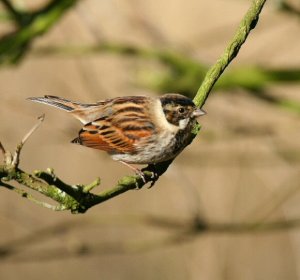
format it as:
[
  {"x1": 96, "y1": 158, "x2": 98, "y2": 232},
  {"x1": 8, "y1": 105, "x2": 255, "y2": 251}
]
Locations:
[{"x1": 28, "y1": 94, "x2": 205, "y2": 181}]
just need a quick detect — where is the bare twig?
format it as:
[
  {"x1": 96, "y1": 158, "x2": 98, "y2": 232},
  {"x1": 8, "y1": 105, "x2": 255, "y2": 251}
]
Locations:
[
  {"x1": 12, "y1": 114, "x2": 45, "y2": 167},
  {"x1": 0, "y1": 141, "x2": 6, "y2": 156},
  {"x1": 0, "y1": 141, "x2": 13, "y2": 165}
]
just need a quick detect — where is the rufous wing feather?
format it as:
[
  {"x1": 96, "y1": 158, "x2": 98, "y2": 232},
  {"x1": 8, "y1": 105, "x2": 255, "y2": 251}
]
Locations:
[
  {"x1": 71, "y1": 123, "x2": 136, "y2": 154},
  {"x1": 70, "y1": 96, "x2": 155, "y2": 154}
]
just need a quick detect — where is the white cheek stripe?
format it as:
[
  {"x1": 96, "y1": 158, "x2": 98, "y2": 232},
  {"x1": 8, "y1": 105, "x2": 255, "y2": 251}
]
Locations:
[
  {"x1": 179, "y1": 118, "x2": 189, "y2": 129},
  {"x1": 154, "y1": 99, "x2": 179, "y2": 132}
]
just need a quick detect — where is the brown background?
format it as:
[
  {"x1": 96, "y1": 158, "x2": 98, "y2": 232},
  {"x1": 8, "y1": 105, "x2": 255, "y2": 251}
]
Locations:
[{"x1": 0, "y1": 0, "x2": 300, "y2": 279}]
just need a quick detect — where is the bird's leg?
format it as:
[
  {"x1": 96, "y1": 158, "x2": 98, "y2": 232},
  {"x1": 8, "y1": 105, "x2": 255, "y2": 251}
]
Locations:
[{"x1": 119, "y1": 160, "x2": 146, "y2": 184}]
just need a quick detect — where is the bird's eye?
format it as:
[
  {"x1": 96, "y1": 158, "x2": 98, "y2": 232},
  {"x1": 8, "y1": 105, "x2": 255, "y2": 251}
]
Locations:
[{"x1": 178, "y1": 107, "x2": 185, "y2": 114}]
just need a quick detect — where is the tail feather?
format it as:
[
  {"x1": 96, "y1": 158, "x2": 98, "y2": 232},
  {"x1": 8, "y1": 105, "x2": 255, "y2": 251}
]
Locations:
[
  {"x1": 27, "y1": 95, "x2": 84, "y2": 112},
  {"x1": 71, "y1": 136, "x2": 82, "y2": 144},
  {"x1": 28, "y1": 95, "x2": 106, "y2": 124}
]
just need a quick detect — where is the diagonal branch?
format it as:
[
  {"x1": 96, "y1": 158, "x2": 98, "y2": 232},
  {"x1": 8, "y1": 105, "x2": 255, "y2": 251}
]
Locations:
[{"x1": 193, "y1": 0, "x2": 267, "y2": 108}]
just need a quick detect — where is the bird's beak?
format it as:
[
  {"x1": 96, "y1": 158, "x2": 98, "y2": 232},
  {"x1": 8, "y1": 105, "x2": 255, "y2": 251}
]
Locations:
[{"x1": 192, "y1": 108, "x2": 206, "y2": 118}]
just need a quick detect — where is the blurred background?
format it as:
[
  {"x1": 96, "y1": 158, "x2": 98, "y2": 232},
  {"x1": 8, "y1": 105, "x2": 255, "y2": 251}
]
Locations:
[{"x1": 0, "y1": 0, "x2": 300, "y2": 279}]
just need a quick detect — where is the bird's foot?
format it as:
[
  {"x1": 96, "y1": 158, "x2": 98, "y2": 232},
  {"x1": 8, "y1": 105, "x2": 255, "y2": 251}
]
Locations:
[{"x1": 141, "y1": 164, "x2": 159, "y2": 188}]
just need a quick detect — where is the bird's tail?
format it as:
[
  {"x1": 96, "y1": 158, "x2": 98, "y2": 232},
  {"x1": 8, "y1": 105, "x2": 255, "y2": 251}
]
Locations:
[
  {"x1": 27, "y1": 95, "x2": 90, "y2": 111},
  {"x1": 28, "y1": 95, "x2": 104, "y2": 124}
]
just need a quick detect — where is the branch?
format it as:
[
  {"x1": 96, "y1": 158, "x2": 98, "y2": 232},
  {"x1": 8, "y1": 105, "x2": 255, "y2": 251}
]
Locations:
[
  {"x1": 193, "y1": 0, "x2": 267, "y2": 108},
  {"x1": 0, "y1": 0, "x2": 79, "y2": 65},
  {"x1": 0, "y1": 0, "x2": 28, "y2": 26},
  {"x1": 0, "y1": 117, "x2": 160, "y2": 213},
  {"x1": 0, "y1": 0, "x2": 268, "y2": 212}
]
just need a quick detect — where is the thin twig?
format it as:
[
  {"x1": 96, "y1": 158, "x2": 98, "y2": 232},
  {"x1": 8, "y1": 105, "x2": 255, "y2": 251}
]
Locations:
[
  {"x1": 12, "y1": 114, "x2": 45, "y2": 167},
  {"x1": 0, "y1": 141, "x2": 6, "y2": 156}
]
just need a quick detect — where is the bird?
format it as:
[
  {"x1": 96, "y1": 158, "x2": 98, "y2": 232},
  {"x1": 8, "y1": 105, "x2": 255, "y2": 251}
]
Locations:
[{"x1": 28, "y1": 94, "x2": 205, "y2": 182}]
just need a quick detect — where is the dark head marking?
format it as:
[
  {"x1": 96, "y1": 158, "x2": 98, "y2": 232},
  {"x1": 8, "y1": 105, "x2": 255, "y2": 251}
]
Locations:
[{"x1": 160, "y1": 94, "x2": 197, "y2": 126}]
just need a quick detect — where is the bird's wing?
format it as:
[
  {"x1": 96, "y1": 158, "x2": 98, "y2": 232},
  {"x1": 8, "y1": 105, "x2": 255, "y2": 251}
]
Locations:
[
  {"x1": 72, "y1": 109, "x2": 155, "y2": 154},
  {"x1": 72, "y1": 121, "x2": 136, "y2": 153}
]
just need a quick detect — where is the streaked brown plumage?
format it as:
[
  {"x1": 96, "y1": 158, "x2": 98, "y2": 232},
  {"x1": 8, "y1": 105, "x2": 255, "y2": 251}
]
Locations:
[{"x1": 28, "y1": 94, "x2": 205, "y2": 180}]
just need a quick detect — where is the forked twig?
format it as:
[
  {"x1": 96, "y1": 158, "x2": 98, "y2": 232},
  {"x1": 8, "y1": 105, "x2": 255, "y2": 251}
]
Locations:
[{"x1": 12, "y1": 114, "x2": 45, "y2": 167}]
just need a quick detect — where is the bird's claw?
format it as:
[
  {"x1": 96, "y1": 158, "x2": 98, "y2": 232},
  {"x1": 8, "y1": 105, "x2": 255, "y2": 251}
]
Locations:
[{"x1": 141, "y1": 165, "x2": 159, "y2": 188}]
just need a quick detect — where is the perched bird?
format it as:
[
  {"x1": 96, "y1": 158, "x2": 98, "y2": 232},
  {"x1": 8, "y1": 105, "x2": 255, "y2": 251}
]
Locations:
[{"x1": 28, "y1": 94, "x2": 205, "y2": 181}]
